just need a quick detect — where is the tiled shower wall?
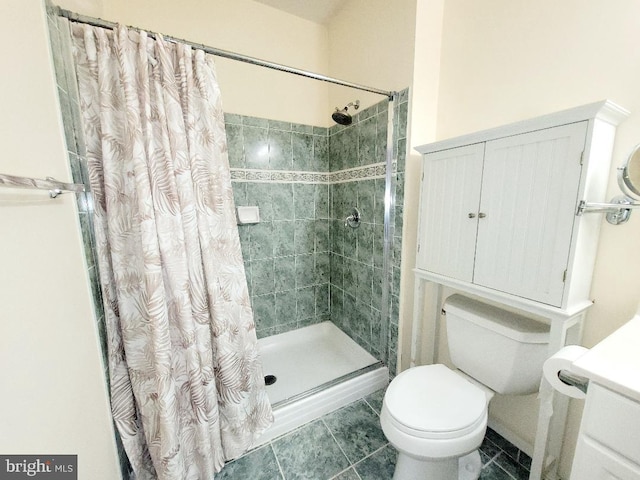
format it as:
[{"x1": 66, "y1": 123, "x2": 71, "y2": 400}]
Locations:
[
  {"x1": 328, "y1": 104, "x2": 389, "y2": 362},
  {"x1": 227, "y1": 90, "x2": 408, "y2": 372},
  {"x1": 391, "y1": 92, "x2": 408, "y2": 375},
  {"x1": 226, "y1": 116, "x2": 332, "y2": 337},
  {"x1": 330, "y1": 93, "x2": 408, "y2": 374}
]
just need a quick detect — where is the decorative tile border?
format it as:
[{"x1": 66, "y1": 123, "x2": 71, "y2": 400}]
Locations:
[
  {"x1": 330, "y1": 163, "x2": 388, "y2": 184},
  {"x1": 231, "y1": 161, "x2": 392, "y2": 184},
  {"x1": 231, "y1": 169, "x2": 329, "y2": 183}
]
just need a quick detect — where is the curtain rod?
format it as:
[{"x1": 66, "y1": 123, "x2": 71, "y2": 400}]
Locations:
[{"x1": 57, "y1": 8, "x2": 397, "y2": 100}]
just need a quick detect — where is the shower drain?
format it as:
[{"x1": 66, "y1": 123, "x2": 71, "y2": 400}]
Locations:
[{"x1": 264, "y1": 375, "x2": 277, "y2": 386}]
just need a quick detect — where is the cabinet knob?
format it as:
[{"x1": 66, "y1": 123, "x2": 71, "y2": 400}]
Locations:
[
  {"x1": 478, "y1": 212, "x2": 487, "y2": 219},
  {"x1": 468, "y1": 213, "x2": 476, "y2": 218}
]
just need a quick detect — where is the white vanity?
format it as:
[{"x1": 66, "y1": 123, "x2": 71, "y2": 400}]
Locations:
[{"x1": 569, "y1": 316, "x2": 640, "y2": 479}]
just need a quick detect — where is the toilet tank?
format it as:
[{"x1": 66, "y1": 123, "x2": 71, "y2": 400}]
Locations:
[{"x1": 443, "y1": 295, "x2": 550, "y2": 395}]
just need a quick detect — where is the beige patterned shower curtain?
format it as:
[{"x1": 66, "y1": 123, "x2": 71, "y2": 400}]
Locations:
[{"x1": 70, "y1": 23, "x2": 272, "y2": 479}]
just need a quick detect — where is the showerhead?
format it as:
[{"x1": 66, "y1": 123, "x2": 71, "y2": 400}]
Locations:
[
  {"x1": 332, "y1": 109, "x2": 352, "y2": 126},
  {"x1": 331, "y1": 100, "x2": 360, "y2": 126}
]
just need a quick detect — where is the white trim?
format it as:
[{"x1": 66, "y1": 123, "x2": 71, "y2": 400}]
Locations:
[
  {"x1": 415, "y1": 100, "x2": 629, "y2": 155},
  {"x1": 488, "y1": 417, "x2": 534, "y2": 458},
  {"x1": 252, "y1": 366, "x2": 389, "y2": 446},
  {"x1": 413, "y1": 269, "x2": 593, "y2": 320}
]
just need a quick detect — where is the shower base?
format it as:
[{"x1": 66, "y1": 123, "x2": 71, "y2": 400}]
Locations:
[{"x1": 254, "y1": 321, "x2": 389, "y2": 445}]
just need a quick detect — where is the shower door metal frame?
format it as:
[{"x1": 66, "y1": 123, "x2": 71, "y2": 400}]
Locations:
[{"x1": 378, "y1": 94, "x2": 397, "y2": 368}]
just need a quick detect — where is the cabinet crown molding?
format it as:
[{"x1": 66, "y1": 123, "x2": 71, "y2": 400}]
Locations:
[{"x1": 415, "y1": 100, "x2": 629, "y2": 156}]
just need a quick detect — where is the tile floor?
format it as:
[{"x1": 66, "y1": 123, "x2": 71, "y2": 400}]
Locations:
[{"x1": 218, "y1": 389, "x2": 532, "y2": 480}]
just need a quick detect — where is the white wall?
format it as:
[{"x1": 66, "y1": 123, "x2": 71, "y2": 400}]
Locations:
[
  {"x1": 397, "y1": 0, "x2": 445, "y2": 377},
  {"x1": 58, "y1": 0, "x2": 419, "y2": 128},
  {"x1": 327, "y1": 0, "x2": 417, "y2": 111},
  {"x1": 0, "y1": 1, "x2": 121, "y2": 478},
  {"x1": 56, "y1": 0, "x2": 104, "y2": 17},
  {"x1": 405, "y1": 0, "x2": 640, "y2": 476},
  {"x1": 62, "y1": 0, "x2": 332, "y2": 127}
]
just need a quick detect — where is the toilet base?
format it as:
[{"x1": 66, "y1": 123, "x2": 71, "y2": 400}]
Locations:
[
  {"x1": 459, "y1": 451, "x2": 482, "y2": 480},
  {"x1": 392, "y1": 450, "x2": 481, "y2": 480}
]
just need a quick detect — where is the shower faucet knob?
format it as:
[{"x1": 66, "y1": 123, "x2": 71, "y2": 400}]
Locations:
[{"x1": 345, "y1": 207, "x2": 361, "y2": 229}]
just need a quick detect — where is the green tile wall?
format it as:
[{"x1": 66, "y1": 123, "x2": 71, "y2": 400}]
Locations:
[
  {"x1": 227, "y1": 115, "x2": 332, "y2": 337},
  {"x1": 389, "y1": 88, "x2": 410, "y2": 375},
  {"x1": 328, "y1": 100, "x2": 388, "y2": 361},
  {"x1": 228, "y1": 90, "x2": 409, "y2": 373}
]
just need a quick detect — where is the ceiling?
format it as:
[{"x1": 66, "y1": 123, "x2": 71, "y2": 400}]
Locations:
[{"x1": 252, "y1": 0, "x2": 346, "y2": 24}]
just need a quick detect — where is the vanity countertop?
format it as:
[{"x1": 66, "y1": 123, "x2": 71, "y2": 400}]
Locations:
[{"x1": 572, "y1": 314, "x2": 640, "y2": 401}]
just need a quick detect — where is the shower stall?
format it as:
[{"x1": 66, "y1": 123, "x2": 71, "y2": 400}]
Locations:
[
  {"x1": 46, "y1": 3, "x2": 408, "y2": 470},
  {"x1": 227, "y1": 92, "x2": 408, "y2": 441}
]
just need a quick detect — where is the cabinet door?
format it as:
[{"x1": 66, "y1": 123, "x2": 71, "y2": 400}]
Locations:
[
  {"x1": 571, "y1": 436, "x2": 640, "y2": 480},
  {"x1": 417, "y1": 144, "x2": 484, "y2": 281},
  {"x1": 473, "y1": 122, "x2": 587, "y2": 306}
]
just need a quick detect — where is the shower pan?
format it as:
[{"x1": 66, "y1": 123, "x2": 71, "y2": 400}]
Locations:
[{"x1": 254, "y1": 321, "x2": 388, "y2": 444}]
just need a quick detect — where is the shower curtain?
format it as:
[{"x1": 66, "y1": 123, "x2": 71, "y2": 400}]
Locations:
[{"x1": 70, "y1": 23, "x2": 272, "y2": 479}]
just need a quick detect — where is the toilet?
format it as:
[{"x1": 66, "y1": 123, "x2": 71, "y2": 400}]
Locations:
[{"x1": 380, "y1": 294, "x2": 550, "y2": 480}]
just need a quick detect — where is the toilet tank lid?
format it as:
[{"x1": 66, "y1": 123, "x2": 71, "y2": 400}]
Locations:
[{"x1": 443, "y1": 295, "x2": 550, "y2": 344}]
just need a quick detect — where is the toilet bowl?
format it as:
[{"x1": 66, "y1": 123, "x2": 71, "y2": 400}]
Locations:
[
  {"x1": 380, "y1": 294, "x2": 551, "y2": 480},
  {"x1": 380, "y1": 364, "x2": 490, "y2": 480}
]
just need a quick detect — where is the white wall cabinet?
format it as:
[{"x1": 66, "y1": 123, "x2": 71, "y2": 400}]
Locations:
[
  {"x1": 418, "y1": 122, "x2": 588, "y2": 306},
  {"x1": 415, "y1": 101, "x2": 628, "y2": 311}
]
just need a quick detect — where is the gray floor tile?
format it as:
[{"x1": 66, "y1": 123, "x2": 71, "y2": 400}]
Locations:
[
  {"x1": 217, "y1": 445, "x2": 283, "y2": 480},
  {"x1": 271, "y1": 420, "x2": 350, "y2": 480},
  {"x1": 493, "y1": 452, "x2": 529, "y2": 480},
  {"x1": 354, "y1": 445, "x2": 397, "y2": 480},
  {"x1": 518, "y1": 451, "x2": 532, "y2": 470},
  {"x1": 216, "y1": 387, "x2": 528, "y2": 480},
  {"x1": 332, "y1": 467, "x2": 361, "y2": 480},
  {"x1": 485, "y1": 428, "x2": 519, "y2": 460},
  {"x1": 480, "y1": 436, "x2": 502, "y2": 464},
  {"x1": 364, "y1": 388, "x2": 385, "y2": 413},
  {"x1": 480, "y1": 461, "x2": 514, "y2": 480},
  {"x1": 323, "y1": 399, "x2": 388, "y2": 463}
]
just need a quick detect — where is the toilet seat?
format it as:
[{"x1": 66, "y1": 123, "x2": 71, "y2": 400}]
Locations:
[{"x1": 383, "y1": 364, "x2": 487, "y2": 440}]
